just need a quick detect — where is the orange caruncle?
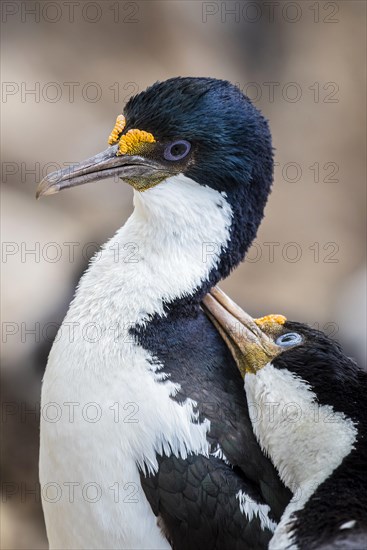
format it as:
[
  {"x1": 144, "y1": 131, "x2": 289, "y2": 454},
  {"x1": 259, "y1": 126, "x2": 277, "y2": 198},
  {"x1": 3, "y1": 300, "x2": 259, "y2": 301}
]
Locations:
[
  {"x1": 117, "y1": 129, "x2": 156, "y2": 156},
  {"x1": 255, "y1": 314, "x2": 287, "y2": 329},
  {"x1": 108, "y1": 114, "x2": 126, "y2": 145}
]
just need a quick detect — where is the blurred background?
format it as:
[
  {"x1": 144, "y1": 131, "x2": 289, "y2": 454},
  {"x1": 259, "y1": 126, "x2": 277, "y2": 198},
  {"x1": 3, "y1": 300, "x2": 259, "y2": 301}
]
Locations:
[{"x1": 1, "y1": 1, "x2": 366, "y2": 547}]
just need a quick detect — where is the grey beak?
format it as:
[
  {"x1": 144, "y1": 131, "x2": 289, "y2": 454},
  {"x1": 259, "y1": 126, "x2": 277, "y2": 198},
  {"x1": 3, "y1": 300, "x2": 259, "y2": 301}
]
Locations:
[{"x1": 36, "y1": 144, "x2": 164, "y2": 198}]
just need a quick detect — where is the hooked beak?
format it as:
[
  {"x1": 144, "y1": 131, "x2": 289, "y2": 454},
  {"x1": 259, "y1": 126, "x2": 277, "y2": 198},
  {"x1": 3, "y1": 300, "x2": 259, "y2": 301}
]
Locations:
[
  {"x1": 202, "y1": 287, "x2": 285, "y2": 377},
  {"x1": 36, "y1": 144, "x2": 167, "y2": 198}
]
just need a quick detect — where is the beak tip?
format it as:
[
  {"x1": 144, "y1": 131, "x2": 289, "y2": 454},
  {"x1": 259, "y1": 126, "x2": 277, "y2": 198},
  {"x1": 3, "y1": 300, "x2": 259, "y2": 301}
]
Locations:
[{"x1": 36, "y1": 180, "x2": 59, "y2": 199}]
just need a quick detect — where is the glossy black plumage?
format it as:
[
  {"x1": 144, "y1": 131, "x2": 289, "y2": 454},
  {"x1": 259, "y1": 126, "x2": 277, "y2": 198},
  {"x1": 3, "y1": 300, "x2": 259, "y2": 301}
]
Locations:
[{"x1": 142, "y1": 455, "x2": 274, "y2": 550}]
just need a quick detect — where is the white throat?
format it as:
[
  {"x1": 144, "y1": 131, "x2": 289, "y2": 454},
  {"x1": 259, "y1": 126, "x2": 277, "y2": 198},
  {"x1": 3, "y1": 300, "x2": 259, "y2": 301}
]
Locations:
[
  {"x1": 73, "y1": 174, "x2": 232, "y2": 326},
  {"x1": 244, "y1": 363, "x2": 357, "y2": 550},
  {"x1": 40, "y1": 174, "x2": 233, "y2": 549}
]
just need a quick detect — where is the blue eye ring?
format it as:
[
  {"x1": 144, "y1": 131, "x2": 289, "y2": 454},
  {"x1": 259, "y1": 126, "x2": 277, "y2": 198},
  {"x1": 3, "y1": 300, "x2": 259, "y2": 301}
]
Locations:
[
  {"x1": 164, "y1": 140, "x2": 191, "y2": 161},
  {"x1": 275, "y1": 332, "x2": 303, "y2": 348}
]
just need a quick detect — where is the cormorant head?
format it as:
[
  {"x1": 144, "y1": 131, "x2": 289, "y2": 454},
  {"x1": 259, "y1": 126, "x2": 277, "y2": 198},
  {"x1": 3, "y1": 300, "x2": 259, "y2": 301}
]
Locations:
[
  {"x1": 37, "y1": 77, "x2": 273, "y2": 279},
  {"x1": 202, "y1": 287, "x2": 365, "y2": 422}
]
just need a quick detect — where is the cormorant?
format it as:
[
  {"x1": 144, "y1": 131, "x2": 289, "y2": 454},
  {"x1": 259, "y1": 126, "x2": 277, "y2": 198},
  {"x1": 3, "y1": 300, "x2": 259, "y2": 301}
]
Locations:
[
  {"x1": 37, "y1": 77, "x2": 291, "y2": 549},
  {"x1": 203, "y1": 286, "x2": 367, "y2": 550}
]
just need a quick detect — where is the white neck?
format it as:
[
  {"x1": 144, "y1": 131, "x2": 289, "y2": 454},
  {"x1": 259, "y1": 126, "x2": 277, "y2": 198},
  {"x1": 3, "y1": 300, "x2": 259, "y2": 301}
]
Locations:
[
  {"x1": 70, "y1": 174, "x2": 232, "y2": 328},
  {"x1": 244, "y1": 364, "x2": 357, "y2": 549}
]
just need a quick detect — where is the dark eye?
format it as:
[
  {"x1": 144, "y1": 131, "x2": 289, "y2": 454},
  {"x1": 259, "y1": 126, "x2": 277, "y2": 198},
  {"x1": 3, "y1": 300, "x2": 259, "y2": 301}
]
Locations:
[
  {"x1": 164, "y1": 140, "x2": 191, "y2": 161},
  {"x1": 275, "y1": 332, "x2": 303, "y2": 348}
]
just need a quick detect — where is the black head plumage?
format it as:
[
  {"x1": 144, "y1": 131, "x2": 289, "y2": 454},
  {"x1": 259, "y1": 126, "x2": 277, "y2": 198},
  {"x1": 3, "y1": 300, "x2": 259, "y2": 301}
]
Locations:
[{"x1": 273, "y1": 321, "x2": 367, "y2": 424}]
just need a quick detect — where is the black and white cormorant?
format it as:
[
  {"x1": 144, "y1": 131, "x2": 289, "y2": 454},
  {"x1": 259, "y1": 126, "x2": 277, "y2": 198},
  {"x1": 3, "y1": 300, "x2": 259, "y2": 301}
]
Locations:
[
  {"x1": 37, "y1": 77, "x2": 291, "y2": 549},
  {"x1": 203, "y1": 287, "x2": 367, "y2": 550}
]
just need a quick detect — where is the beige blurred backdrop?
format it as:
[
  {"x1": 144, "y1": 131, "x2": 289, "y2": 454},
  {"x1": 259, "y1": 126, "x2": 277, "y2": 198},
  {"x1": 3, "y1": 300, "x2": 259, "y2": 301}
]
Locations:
[{"x1": 1, "y1": 1, "x2": 366, "y2": 548}]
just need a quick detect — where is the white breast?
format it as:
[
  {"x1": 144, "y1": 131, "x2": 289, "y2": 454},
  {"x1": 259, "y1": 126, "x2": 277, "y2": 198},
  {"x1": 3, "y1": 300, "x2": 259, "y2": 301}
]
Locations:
[
  {"x1": 244, "y1": 363, "x2": 357, "y2": 550},
  {"x1": 40, "y1": 175, "x2": 232, "y2": 549}
]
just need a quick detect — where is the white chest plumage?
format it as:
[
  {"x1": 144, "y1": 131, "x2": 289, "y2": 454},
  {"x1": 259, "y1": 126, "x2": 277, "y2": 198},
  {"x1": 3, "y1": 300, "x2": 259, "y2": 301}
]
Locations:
[
  {"x1": 39, "y1": 175, "x2": 232, "y2": 549},
  {"x1": 244, "y1": 364, "x2": 357, "y2": 550}
]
